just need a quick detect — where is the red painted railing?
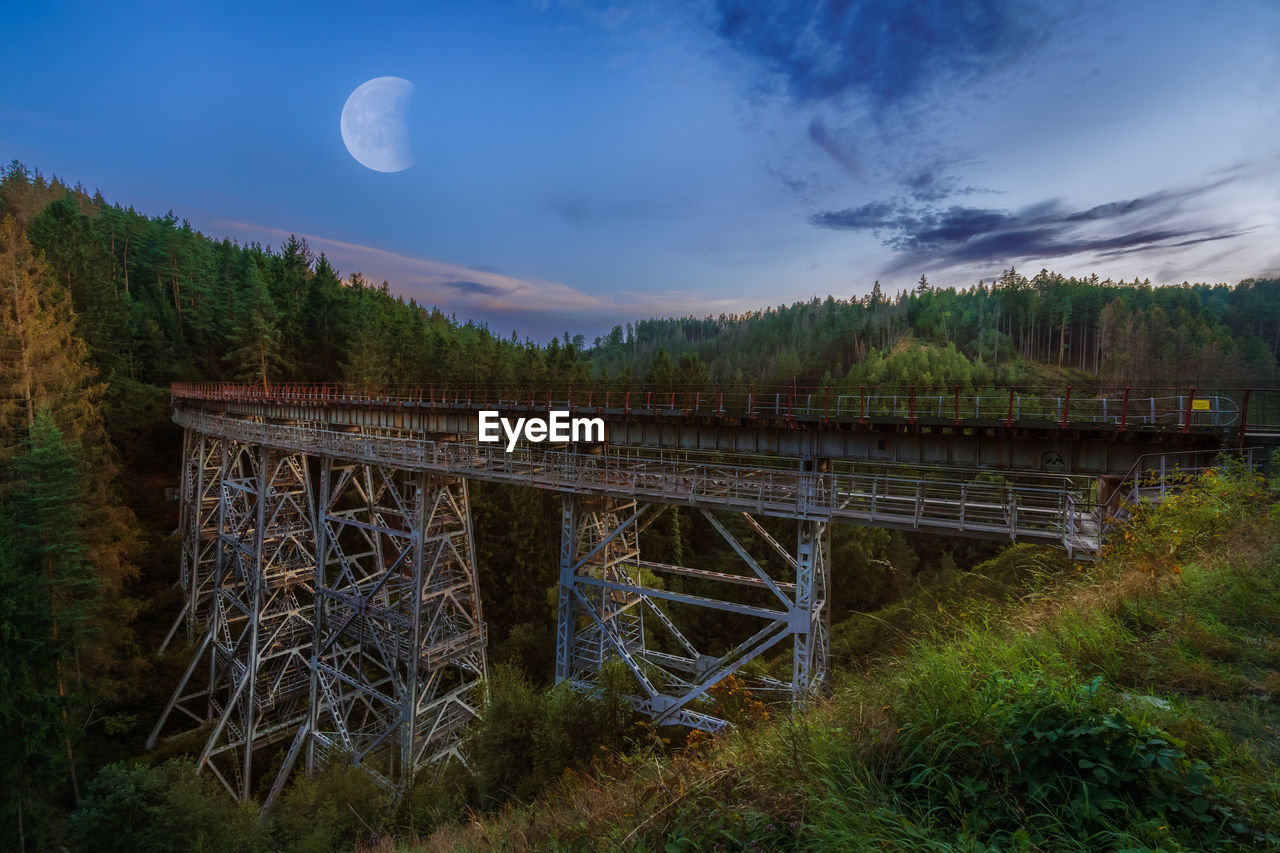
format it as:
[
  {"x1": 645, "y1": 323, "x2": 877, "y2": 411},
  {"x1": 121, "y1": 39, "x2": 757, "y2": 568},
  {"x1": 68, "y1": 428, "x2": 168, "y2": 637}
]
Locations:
[{"x1": 170, "y1": 382, "x2": 1280, "y2": 439}]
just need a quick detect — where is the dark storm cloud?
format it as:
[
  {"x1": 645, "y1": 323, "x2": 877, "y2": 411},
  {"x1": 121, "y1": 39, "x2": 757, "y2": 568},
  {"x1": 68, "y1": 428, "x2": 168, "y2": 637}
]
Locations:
[
  {"x1": 714, "y1": 0, "x2": 1050, "y2": 107},
  {"x1": 810, "y1": 182, "x2": 1246, "y2": 270}
]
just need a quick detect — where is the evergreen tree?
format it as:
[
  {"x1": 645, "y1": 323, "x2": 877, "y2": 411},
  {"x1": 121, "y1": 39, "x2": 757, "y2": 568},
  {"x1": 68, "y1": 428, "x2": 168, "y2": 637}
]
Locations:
[
  {"x1": 0, "y1": 214, "x2": 138, "y2": 594},
  {"x1": 646, "y1": 346, "x2": 676, "y2": 392},
  {"x1": 0, "y1": 215, "x2": 109, "y2": 455},
  {"x1": 1, "y1": 409, "x2": 99, "y2": 849},
  {"x1": 228, "y1": 257, "x2": 285, "y2": 389}
]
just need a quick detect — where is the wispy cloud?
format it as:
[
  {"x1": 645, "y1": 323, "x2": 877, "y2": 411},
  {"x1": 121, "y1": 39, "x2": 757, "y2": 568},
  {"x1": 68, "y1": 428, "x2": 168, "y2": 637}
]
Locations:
[
  {"x1": 213, "y1": 219, "x2": 607, "y2": 314},
  {"x1": 807, "y1": 117, "x2": 862, "y2": 178},
  {"x1": 209, "y1": 218, "x2": 746, "y2": 334},
  {"x1": 809, "y1": 179, "x2": 1252, "y2": 272}
]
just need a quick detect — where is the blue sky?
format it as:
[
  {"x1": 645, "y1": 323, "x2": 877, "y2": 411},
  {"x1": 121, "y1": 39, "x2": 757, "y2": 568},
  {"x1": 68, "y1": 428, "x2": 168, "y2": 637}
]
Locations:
[{"x1": 3, "y1": 0, "x2": 1279, "y2": 339}]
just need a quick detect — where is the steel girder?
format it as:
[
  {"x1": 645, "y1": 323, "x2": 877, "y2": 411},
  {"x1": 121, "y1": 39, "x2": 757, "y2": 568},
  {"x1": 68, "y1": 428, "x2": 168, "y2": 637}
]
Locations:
[
  {"x1": 148, "y1": 439, "x2": 317, "y2": 800},
  {"x1": 296, "y1": 461, "x2": 486, "y2": 795},
  {"x1": 159, "y1": 430, "x2": 224, "y2": 653},
  {"x1": 555, "y1": 496, "x2": 648, "y2": 688},
  {"x1": 554, "y1": 494, "x2": 832, "y2": 732},
  {"x1": 171, "y1": 408, "x2": 1102, "y2": 553}
]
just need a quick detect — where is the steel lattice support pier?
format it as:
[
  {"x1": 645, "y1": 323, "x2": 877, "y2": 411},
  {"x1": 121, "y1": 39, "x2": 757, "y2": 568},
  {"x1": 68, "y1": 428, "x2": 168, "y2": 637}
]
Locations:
[
  {"x1": 150, "y1": 430, "x2": 488, "y2": 803},
  {"x1": 159, "y1": 430, "x2": 224, "y2": 653},
  {"x1": 300, "y1": 461, "x2": 486, "y2": 791},
  {"x1": 148, "y1": 441, "x2": 317, "y2": 799},
  {"x1": 554, "y1": 492, "x2": 832, "y2": 732}
]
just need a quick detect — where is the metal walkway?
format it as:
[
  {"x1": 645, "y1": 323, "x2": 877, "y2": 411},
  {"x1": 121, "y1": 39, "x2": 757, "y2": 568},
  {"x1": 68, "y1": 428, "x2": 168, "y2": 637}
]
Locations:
[{"x1": 173, "y1": 408, "x2": 1096, "y2": 547}]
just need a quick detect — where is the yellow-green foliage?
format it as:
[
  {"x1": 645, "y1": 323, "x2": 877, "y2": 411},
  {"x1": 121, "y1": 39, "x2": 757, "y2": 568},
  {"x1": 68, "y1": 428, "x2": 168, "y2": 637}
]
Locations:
[{"x1": 1105, "y1": 463, "x2": 1271, "y2": 573}]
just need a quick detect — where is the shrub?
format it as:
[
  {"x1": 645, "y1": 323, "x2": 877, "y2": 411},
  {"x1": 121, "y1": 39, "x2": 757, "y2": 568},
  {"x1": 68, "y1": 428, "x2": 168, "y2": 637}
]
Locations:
[
  {"x1": 401, "y1": 757, "x2": 478, "y2": 835},
  {"x1": 891, "y1": 677, "x2": 1234, "y2": 849},
  {"x1": 67, "y1": 760, "x2": 264, "y2": 853},
  {"x1": 1106, "y1": 465, "x2": 1271, "y2": 573},
  {"x1": 467, "y1": 660, "x2": 640, "y2": 804},
  {"x1": 268, "y1": 761, "x2": 388, "y2": 853}
]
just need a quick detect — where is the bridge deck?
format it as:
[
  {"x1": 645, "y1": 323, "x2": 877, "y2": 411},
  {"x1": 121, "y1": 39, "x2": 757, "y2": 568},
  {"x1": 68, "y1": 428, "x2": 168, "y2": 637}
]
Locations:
[
  {"x1": 174, "y1": 408, "x2": 1096, "y2": 551},
  {"x1": 172, "y1": 383, "x2": 1279, "y2": 476}
]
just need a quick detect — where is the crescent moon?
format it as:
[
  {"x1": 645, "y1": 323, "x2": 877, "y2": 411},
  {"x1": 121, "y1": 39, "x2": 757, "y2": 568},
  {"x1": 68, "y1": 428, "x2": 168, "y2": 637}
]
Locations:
[{"x1": 341, "y1": 77, "x2": 415, "y2": 173}]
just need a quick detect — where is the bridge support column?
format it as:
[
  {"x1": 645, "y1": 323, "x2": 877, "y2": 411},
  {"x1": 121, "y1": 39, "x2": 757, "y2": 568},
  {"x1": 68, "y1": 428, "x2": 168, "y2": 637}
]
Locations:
[
  {"x1": 148, "y1": 440, "x2": 317, "y2": 800},
  {"x1": 297, "y1": 461, "x2": 486, "y2": 795},
  {"x1": 159, "y1": 429, "x2": 224, "y2": 653},
  {"x1": 554, "y1": 495, "x2": 832, "y2": 731},
  {"x1": 792, "y1": 519, "x2": 831, "y2": 699},
  {"x1": 555, "y1": 495, "x2": 647, "y2": 687}
]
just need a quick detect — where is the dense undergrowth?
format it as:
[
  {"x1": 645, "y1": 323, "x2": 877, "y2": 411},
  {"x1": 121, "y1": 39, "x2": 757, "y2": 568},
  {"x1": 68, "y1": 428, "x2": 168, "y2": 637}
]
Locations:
[
  {"x1": 65, "y1": 464, "x2": 1280, "y2": 851},
  {"x1": 394, "y1": 464, "x2": 1280, "y2": 851}
]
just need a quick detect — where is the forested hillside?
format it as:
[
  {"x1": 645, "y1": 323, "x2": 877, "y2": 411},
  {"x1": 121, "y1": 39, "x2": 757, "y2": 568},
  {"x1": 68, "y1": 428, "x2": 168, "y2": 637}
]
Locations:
[
  {"x1": 589, "y1": 272, "x2": 1280, "y2": 391},
  {"x1": 1, "y1": 162, "x2": 1277, "y2": 851}
]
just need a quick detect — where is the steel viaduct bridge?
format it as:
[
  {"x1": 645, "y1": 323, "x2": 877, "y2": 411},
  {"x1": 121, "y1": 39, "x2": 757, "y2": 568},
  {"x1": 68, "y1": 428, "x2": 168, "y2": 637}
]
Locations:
[{"x1": 148, "y1": 382, "x2": 1279, "y2": 804}]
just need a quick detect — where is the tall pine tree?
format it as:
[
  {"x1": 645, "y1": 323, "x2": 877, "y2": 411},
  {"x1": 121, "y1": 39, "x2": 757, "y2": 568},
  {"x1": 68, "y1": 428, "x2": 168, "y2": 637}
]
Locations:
[{"x1": 228, "y1": 256, "x2": 286, "y2": 389}]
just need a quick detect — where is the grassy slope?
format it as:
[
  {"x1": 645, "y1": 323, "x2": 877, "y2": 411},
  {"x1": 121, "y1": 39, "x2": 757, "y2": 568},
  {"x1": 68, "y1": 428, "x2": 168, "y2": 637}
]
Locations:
[{"x1": 396, "y1": 469, "x2": 1280, "y2": 852}]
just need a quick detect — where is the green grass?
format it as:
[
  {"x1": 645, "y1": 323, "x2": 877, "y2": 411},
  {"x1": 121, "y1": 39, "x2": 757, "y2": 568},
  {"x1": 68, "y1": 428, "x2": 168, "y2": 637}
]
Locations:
[{"x1": 394, "y1": 468, "x2": 1280, "y2": 852}]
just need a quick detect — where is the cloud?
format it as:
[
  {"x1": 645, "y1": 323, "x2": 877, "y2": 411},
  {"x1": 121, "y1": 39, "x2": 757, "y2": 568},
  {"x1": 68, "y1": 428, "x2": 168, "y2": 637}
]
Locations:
[
  {"x1": 809, "y1": 180, "x2": 1250, "y2": 271},
  {"x1": 205, "y1": 218, "x2": 750, "y2": 338},
  {"x1": 212, "y1": 218, "x2": 607, "y2": 314},
  {"x1": 438, "y1": 279, "x2": 507, "y2": 297},
  {"x1": 898, "y1": 164, "x2": 995, "y2": 202},
  {"x1": 807, "y1": 117, "x2": 862, "y2": 177},
  {"x1": 713, "y1": 0, "x2": 1050, "y2": 109}
]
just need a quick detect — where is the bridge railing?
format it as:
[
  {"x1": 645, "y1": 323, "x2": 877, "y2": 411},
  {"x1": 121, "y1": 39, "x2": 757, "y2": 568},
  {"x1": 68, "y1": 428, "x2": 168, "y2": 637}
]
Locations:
[
  {"x1": 173, "y1": 408, "x2": 1099, "y2": 549},
  {"x1": 172, "y1": 382, "x2": 1280, "y2": 435}
]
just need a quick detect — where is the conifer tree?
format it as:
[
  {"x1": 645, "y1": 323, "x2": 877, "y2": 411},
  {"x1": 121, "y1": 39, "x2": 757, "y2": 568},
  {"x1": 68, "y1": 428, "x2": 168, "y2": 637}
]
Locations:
[
  {"x1": 0, "y1": 215, "x2": 138, "y2": 595},
  {"x1": 228, "y1": 257, "x2": 285, "y2": 389},
  {"x1": 0, "y1": 215, "x2": 108, "y2": 456},
  {"x1": 646, "y1": 346, "x2": 675, "y2": 392},
  {"x1": 0, "y1": 409, "x2": 99, "y2": 848}
]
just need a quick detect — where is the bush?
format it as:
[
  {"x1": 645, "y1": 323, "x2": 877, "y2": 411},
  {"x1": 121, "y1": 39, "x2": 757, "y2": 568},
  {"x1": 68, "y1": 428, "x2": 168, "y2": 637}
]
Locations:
[
  {"x1": 493, "y1": 620, "x2": 556, "y2": 683},
  {"x1": 467, "y1": 660, "x2": 640, "y2": 804},
  {"x1": 1106, "y1": 465, "x2": 1271, "y2": 573},
  {"x1": 268, "y1": 762, "x2": 389, "y2": 853},
  {"x1": 67, "y1": 760, "x2": 265, "y2": 853},
  {"x1": 890, "y1": 676, "x2": 1246, "y2": 849},
  {"x1": 401, "y1": 757, "x2": 478, "y2": 835}
]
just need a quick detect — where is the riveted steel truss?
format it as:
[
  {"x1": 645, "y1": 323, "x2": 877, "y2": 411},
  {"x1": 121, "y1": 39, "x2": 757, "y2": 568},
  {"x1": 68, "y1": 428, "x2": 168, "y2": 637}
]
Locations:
[
  {"x1": 149, "y1": 439, "x2": 317, "y2": 800},
  {"x1": 555, "y1": 496, "x2": 647, "y2": 687},
  {"x1": 153, "y1": 388, "x2": 1262, "y2": 803},
  {"x1": 153, "y1": 431, "x2": 490, "y2": 803},
  {"x1": 294, "y1": 461, "x2": 486, "y2": 793},
  {"x1": 554, "y1": 494, "x2": 832, "y2": 732},
  {"x1": 172, "y1": 407, "x2": 1106, "y2": 552},
  {"x1": 159, "y1": 430, "x2": 225, "y2": 652}
]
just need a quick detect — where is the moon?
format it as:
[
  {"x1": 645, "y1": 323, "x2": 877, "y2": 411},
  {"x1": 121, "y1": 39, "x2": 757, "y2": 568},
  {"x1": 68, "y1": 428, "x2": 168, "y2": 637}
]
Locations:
[{"x1": 340, "y1": 77, "x2": 415, "y2": 173}]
